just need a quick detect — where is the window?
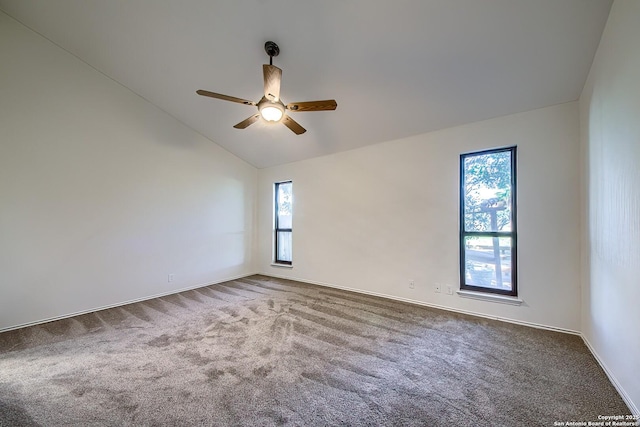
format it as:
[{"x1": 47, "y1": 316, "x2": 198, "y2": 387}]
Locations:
[
  {"x1": 274, "y1": 181, "x2": 293, "y2": 265},
  {"x1": 460, "y1": 147, "x2": 517, "y2": 296}
]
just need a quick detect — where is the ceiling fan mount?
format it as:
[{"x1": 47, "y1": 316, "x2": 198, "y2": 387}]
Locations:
[
  {"x1": 264, "y1": 41, "x2": 280, "y2": 62},
  {"x1": 196, "y1": 41, "x2": 337, "y2": 135}
]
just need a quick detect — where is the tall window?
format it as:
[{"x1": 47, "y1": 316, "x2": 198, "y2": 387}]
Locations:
[
  {"x1": 460, "y1": 147, "x2": 517, "y2": 296},
  {"x1": 274, "y1": 181, "x2": 293, "y2": 265}
]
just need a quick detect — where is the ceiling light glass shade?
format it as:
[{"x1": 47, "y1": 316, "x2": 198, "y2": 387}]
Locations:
[{"x1": 260, "y1": 104, "x2": 284, "y2": 122}]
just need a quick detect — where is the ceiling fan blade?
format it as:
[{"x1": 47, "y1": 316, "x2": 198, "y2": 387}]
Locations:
[
  {"x1": 263, "y1": 64, "x2": 282, "y2": 101},
  {"x1": 196, "y1": 90, "x2": 256, "y2": 106},
  {"x1": 286, "y1": 99, "x2": 337, "y2": 112},
  {"x1": 233, "y1": 114, "x2": 261, "y2": 129},
  {"x1": 282, "y1": 115, "x2": 306, "y2": 135}
]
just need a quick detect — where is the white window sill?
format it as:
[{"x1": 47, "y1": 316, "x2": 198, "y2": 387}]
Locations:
[
  {"x1": 270, "y1": 263, "x2": 293, "y2": 269},
  {"x1": 456, "y1": 290, "x2": 523, "y2": 306}
]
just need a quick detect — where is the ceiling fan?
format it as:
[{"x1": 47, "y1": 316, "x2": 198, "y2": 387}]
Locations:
[{"x1": 197, "y1": 41, "x2": 337, "y2": 135}]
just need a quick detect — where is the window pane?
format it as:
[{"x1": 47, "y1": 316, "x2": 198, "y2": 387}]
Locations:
[
  {"x1": 463, "y1": 151, "x2": 512, "y2": 232},
  {"x1": 463, "y1": 236, "x2": 512, "y2": 291},
  {"x1": 277, "y1": 182, "x2": 292, "y2": 229},
  {"x1": 275, "y1": 181, "x2": 292, "y2": 264},
  {"x1": 277, "y1": 231, "x2": 292, "y2": 262}
]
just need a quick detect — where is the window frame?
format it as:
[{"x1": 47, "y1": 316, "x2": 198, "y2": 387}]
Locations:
[
  {"x1": 459, "y1": 146, "x2": 518, "y2": 297},
  {"x1": 274, "y1": 180, "x2": 293, "y2": 265}
]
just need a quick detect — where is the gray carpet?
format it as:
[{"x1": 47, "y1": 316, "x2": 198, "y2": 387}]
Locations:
[{"x1": 0, "y1": 275, "x2": 630, "y2": 426}]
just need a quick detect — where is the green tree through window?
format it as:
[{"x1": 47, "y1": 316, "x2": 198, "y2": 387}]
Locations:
[{"x1": 460, "y1": 147, "x2": 517, "y2": 296}]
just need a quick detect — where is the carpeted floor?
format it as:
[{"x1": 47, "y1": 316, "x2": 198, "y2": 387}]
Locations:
[{"x1": 0, "y1": 275, "x2": 630, "y2": 426}]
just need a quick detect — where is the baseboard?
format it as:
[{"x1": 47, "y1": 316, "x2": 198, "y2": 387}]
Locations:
[
  {"x1": 581, "y1": 335, "x2": 639, "y2": 416},
  {"x1": 0, "y1": 272, "x2": 258, "y2": 334},
  {"x1": 261, "y1": 272, "x2": 581, "y2": 336}
]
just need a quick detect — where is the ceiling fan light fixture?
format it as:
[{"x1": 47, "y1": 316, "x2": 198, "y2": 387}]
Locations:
[{"x1": 259, "y1": 103, "x2": 284, "y2": 122}]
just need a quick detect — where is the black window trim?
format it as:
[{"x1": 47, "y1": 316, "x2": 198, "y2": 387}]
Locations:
[
  {"x1": 274, "y1": 180, "x2": 292, "y2": 265},
  {"x1": 459, "y1": 146, "x2": 518, "y2": 297}
]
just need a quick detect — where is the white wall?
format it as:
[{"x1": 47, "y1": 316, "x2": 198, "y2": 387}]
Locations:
[
  {"x1": 0, "y1": 12, "x2": 257, "y2": 331},
  {"x1": 258, "y1": 102, "x2": 581, "y2": 332},
  {"x1": 579, "y1": 0, "x2": 640, "y2": 414}
]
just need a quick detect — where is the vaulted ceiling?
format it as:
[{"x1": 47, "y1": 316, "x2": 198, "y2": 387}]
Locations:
[{"x1": 0, "y1": 1, "x2": 612, "y2": 168}]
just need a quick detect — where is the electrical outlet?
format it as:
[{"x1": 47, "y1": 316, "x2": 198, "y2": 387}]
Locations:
[
  {"x1": 168, "y1": 274, "x2": 174, "y2": 283},
  {"x1": 409, "y1": 280, "x2": 415, "y2": 289},
  {"x1": 446, "y1": 285, "x2": 453, "y2": 295},
  {"x1": 434, "y1": 283, "x2": 441, "y2": 293}
]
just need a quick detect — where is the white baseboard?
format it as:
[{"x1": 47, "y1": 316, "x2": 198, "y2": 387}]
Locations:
[
  {"x1": 260, "y1": 272, "x2": 580, "y2": 335},
  {"x1": 0, "y1": 272, "x2": 257, "y2": 334},
  {"x1": 581, "y1": 335, "x2": 639, "y2": 416}
]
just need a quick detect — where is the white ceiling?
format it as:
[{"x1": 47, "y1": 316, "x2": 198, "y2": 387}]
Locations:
[{"x1": 0, "y1": 0, "x2": 612, "y2": 168}]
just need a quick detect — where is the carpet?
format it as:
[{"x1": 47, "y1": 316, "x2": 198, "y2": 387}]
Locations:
[{"x1": 0, "y1": 275, "x2": 630, "y2": 426}]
